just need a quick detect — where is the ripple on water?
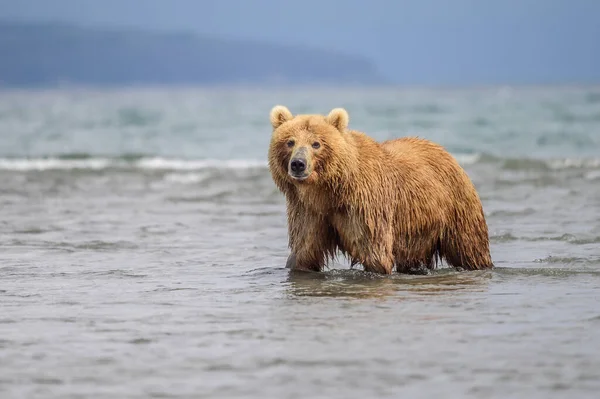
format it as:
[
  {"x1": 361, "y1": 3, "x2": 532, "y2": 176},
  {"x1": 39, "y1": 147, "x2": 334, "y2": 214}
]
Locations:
[
  {"x1": 534, "y1": 255, "x2": 600, "y2": 266},
  {"x1": 491, "y1": 233, "x2": 600, "y2": 245},
  {"x1": 2, "y1": 239, "x2": 141, "y2": 252},
  {"x1": 66, "y1": 269, "x2": 149, "y2": 279},
  {"x1": 493, "y1": 266, "x2": 600, "y2": 277},
  {"x1": 276, "y1": 268, "x2": 494, "y2": 299}
]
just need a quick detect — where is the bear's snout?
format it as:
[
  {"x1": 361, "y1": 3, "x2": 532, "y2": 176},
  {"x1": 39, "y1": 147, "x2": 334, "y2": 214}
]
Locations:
[
  {"x1": 290, "y1": 158, "x2": 306, "y2": 174},
  {"x1": 288, "y1": 147, "x2": 310, "y2": 180}
]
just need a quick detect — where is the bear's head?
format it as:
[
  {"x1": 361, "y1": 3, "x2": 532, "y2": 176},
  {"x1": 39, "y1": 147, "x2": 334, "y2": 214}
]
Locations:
[{"x1": 268, "y1": 105, "x2": 350, "y2": 186}]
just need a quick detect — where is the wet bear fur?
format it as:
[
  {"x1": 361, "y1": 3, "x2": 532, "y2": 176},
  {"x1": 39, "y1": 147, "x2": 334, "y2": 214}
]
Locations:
[{"x1": 267, "y1": 105, "x2": 493, "y2": 274}]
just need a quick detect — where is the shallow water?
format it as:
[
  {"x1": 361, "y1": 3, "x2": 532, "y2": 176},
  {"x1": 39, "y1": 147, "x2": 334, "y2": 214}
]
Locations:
[{"x1": 1, "y1": 86, "x2": 599, "y2": 398}]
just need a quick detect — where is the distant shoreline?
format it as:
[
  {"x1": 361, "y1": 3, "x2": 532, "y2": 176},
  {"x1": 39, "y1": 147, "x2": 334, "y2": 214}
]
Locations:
[{"x1": 0, "y1": 20, "x2": 388, "y2": 88}]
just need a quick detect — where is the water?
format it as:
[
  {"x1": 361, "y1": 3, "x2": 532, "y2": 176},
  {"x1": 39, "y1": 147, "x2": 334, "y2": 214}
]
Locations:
[{"x1": 0, "y1": 86, "x2": 599, "y2": 398}]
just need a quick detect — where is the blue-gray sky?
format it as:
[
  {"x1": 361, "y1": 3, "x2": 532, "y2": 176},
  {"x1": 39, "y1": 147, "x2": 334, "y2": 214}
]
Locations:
[{"x1": 1, "y1": 0, "x2": 598, "y2": 85}]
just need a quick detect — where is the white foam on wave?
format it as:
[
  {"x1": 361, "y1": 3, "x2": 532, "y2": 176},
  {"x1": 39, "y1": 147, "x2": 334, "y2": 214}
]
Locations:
[
  {"x1": 584, "y1": 170, "x2": 600, "y2": 181},
  {"x1": 164, "y1": 172, "x2": 209, "y2": 184},
  {"x1": 548, "y1": 158, "x2": 600, "y2": 170},
  {"x1": 134, "y1": 158, "x2": 267, "y2": 171},
  {"x1": 0, "y1": 154, "x2": 599, "y2": 172},
  {"x1": 453, "y1": 153, "x2": 481, "y2": 165},
  {"x1": 0, "y1": 157, "x2": 268, "y2": 171},
  {"x1": 0, "y1": 158, "x2": 113, "y2": 171}
]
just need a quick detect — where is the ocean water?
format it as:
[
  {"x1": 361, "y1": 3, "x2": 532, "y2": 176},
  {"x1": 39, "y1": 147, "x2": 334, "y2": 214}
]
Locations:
[{"x1": 0, "y1": 86, "x2": 599, "y2": 399}]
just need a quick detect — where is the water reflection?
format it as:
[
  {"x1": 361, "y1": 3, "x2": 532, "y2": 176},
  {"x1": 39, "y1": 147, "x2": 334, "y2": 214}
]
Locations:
[{"x1": 285, "y1": 268, "x2": 493, "y2": 299}]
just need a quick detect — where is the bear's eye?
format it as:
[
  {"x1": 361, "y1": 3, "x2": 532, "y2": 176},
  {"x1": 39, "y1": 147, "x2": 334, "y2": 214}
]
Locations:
[
  {"x1": 287, "y1": 140, "x2": 295, "y2": 148},
  {"x1": 312, "y1": 141, "x2": 321, "y2": 149}
]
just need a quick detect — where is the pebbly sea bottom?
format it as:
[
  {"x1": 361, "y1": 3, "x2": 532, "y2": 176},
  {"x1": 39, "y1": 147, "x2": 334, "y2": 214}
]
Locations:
[{"x1": 0, "y1": 86, "x2": 599, "y2": 398}]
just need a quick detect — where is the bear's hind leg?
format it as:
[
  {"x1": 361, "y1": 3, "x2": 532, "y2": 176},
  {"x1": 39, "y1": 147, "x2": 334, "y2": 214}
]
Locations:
[
  {"x1": 441, "y1": 224, "x2": 494, "y2": 271},
  {"x1": 394, "y1": 239, "x2": 440, "y2": 274},
  {"x1": 360, "y1": 227, "x2": 395, "y2": 275}
]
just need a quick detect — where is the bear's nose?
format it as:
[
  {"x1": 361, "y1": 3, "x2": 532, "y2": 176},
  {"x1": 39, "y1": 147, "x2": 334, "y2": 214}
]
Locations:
[{"x1": 290, "y1": 158, "x2": 306, "y2": 174}]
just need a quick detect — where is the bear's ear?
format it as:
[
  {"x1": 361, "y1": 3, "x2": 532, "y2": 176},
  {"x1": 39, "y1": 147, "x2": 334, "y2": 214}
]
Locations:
[
  {"x1": 326, "y1": 108, "x2": 349, "y2": 132},
  {"x1": 270, "y1": 105, "x2": 293, "y2": 129}
]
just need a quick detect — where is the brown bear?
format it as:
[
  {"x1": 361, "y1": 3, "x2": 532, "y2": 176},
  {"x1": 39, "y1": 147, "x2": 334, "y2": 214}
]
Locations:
[{"x1": 268, "y1": 105, "x2": 493, "y2": 274}]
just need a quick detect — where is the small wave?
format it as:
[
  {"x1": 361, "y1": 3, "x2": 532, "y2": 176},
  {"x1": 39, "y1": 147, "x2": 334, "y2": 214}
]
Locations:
[
  {"x1": 547, "y1": 158, "x2": 600, "y2": 170},
  {"x1": 501, "y1": 158, "x2": 551, "y2": 171},
  {"x1": 529, "y1": 234, "x2": 600, "y2": 245},
  {"x1": 0, "y1": 156, "x2": 268, "y2": 172},
  {"x1": 164, "y1": 172, "x2": 209, "y2": 184},
  {"x1": 453, "y1": 153, "x2": 481, "y2": 165},
  {"x1": 456, "y1": 152, "x2": 600, "y2": 171},
  {"x1": 490, "y1": 233, "x2": 600, "y2": 245},
  {"x1": 135, "y1": 158, "x2": 267, "y2": 170},
  {"x1": 533, "y1": 255, "x2": 600, "y2": 266},
  {"x1": 0, "y1": 152, "x2": 598, "y2": 172},
  {"x1": 498, "y1": 157, "x2": 600, "y2": 171},
  {"x1": 494, "y1": 267, "x2": 600, "y2": 277},
  {"x1": 585, "y1": 170, "x2": 600, "y2": 181},
  {"x1": 489, "y1": 208, "x2": 536, "y2": 217},
  {"x1": 490, "y1": 233, "x2": 519, "y2": 243},
  {"x1": 0, "y1": 157, "x2": 113, "y2": 171}
]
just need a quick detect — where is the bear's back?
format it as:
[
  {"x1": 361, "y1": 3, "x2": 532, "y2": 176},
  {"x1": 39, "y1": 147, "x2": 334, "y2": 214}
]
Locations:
[
  {"x1": 380, "y1": 136, "x2": 482, "y2": 215},
  {"x1": 380, "y1": 137, "x2": 465, "y2": 178}
]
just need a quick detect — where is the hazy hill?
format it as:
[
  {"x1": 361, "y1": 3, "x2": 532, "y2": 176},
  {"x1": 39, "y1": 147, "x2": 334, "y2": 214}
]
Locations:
[
  {"x1": 0, "y1": 21, "x2": 387, "y2": 87},
  {"x1": 2, "y1": 0, "x2": 599, "y2": 86}
]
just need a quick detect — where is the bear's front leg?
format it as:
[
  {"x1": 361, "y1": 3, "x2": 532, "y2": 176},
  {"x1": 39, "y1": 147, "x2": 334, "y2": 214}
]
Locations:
[
  {"x1": 287, "y1": 225, "x2": 333, "y2": 272},
  {"x1": 286, "y1": 249, "x2": 326, "y2": 272},
  {"x1": 286, "y1": 205, "x2": 336, "y2": 272}
]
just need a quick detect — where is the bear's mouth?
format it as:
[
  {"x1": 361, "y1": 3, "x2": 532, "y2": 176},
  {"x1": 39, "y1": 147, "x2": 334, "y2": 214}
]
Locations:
[{"x1": 288, "y1": 171, "x2": 311, "y2": 182}]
